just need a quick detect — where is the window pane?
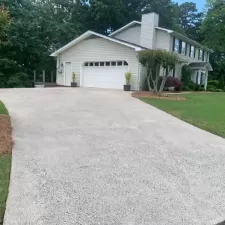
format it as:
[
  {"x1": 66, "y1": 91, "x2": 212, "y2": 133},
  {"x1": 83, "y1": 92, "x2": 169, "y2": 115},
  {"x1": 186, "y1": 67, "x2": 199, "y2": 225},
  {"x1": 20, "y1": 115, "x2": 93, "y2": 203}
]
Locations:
[
  {"x1": 90, "y1": 62, "x2": 93, "y2": 66},
  {"x1": 174, "y1": 39, "x2": 179, "y2": 53},
  {"x1": 124, "y1": 61, "x2": 128, "y2": 65},
  {"x1": 106, "y1": 62, "x2": 110, "y2": 66},
  {"x1": 181, "y1": 42, "x2": 186, "y2": 55},
  {"x1": 118, "y1": 61, "x2": 123, "y2": 66},
  {"x1": 111, "y1": 62, "x2": 116, "y2": 66},
  {"x1": 85, "y1": 62, "x2": 88, "y2": 66},
  {"x1": 100, "y1": 62, "x2": 104, "y2": 66},
  {"x1": 190, "y1": 46, "x2": 195, "y2": 58},
  {"x1": 95, "y1": 62, "x2": 99, "y2": 66}
]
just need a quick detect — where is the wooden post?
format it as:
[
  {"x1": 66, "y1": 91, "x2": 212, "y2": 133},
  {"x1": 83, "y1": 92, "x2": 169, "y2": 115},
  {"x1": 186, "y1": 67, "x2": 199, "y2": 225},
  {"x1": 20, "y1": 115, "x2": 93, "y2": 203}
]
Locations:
[
  {"x1": 51, "y1": 71, "x2": 54, "y2": 83},
  {"x1": 43, "y1": 70, "x2": 45, "y2": 83},
  {"x1": 34, "y1": 70, "x2": 36, "y2": 83}
]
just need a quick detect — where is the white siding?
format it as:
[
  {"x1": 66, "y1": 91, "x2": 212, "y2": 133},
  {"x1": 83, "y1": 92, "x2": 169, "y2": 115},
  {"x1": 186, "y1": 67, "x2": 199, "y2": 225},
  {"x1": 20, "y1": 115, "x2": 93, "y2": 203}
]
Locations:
[
  {"x1": 113, "y1": 25, "x2": 141, "y2": 46},
  {"x1": 155, "y1": 30, "x2": 170, "y2": 50},
  {"x1": 56, "y1": 37, "x2": 140, "y2": 90}
]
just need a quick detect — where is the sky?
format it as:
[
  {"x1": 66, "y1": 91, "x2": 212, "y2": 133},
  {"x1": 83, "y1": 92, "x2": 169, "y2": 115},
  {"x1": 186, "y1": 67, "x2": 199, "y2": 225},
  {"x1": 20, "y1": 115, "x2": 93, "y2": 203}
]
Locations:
[{"x1": 176, "y1": 0, "x2": 206, "y2": 10}]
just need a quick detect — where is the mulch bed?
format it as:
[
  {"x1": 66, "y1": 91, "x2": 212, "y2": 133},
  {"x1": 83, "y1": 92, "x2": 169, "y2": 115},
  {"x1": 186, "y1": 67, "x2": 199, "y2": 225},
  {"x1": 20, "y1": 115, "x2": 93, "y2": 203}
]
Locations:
[
  {"x1": 132, "y1": 91, "x2": 186, "y2": 101},
  {"x1": 0, "y1": 115, "x2": 12, "y2": 156}
]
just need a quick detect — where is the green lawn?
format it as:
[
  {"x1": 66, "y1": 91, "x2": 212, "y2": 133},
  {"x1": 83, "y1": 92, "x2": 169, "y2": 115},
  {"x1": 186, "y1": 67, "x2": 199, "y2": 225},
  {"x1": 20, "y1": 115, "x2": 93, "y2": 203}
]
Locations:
[
  {"x1": 140, "y1": 93, "x2": 225, "y2": 138},
  {"x1": 0, "y1": 155, "x2": 11, "y2": 225},
  {"x1": 0, "y1": 102, "x2": 8, "y2": 115},
  {"x1": 0, "y1": 101, "x2": 11, "y2": 225}
]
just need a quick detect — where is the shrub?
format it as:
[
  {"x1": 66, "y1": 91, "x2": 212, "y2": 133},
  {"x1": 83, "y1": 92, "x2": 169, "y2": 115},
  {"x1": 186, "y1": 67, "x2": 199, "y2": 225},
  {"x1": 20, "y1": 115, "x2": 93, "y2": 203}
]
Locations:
[
  {"x1": 181, "y1": 65, "x2": 191, "y2": 86},
  {"x1": 72, "y1": 72, "x2": 76, "y2": 82},
  {"x1": 188, "y1": 81, "x2": 196, "y2": 91},
  {"x1": 182, "y1": 86, "x2": 191, "y2": 91},
  {"x1": 218, "y1": 77, "x2": 225, "y2": 89},
  {"x1": 7, "y1": 72, "x2": 32, "y2": 88},
  {"x1": 200, "y1": 87, "x2": 205, "y2": 91},
  {"x1": 207, "y1": 85, "x2": 216, "y2": 90},
  {"x1": 208, "y1": 80, "x2": 219, "y2": 88},
  {"x1": 165, "y1": 76, "x2": 183, "y2": 89},
  {"x1": 7, "y1": 76, "x2": 24, "y2": 88},
  {"x1": 0, "y1": 72, "x2": 7, "y2": 88},
  {"x1": 216, "y1": 89, "x2": 224, "y2": 92},
  {"x1": 207, "y1": 88, "x2": 216, "y2": 92},
  {"x1": 195, "y1": 84, "x2": 201, "y2": 91},
  {"x1": 125, "y1": 72, "x2": 132, "y2": 85}
]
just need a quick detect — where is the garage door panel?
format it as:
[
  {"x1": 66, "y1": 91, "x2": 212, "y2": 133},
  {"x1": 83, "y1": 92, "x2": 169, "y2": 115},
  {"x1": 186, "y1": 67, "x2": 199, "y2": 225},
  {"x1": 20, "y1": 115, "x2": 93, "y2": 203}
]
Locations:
[{"x1": 82, "y1": 61, "x2": 128, "y2": 89}]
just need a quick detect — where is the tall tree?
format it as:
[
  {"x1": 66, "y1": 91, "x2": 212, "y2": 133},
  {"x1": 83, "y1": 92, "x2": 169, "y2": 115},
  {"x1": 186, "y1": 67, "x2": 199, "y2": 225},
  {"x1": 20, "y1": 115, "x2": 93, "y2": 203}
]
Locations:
[
  {"x1": 178, "y1": 2, "x2": 203, "y2": 41},
  {"x1": 200, "y1": 0, "x2": 225, "y2": 80},
  {"x1": 0, "y1": 4, "x2": 10, "y2": 44}
]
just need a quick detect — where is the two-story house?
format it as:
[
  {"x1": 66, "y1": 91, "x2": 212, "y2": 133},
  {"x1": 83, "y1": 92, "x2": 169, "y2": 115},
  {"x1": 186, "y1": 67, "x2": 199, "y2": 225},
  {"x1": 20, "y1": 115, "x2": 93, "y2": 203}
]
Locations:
[{"x1": 51, "y1": 12, "x2": 213, "y2": 90}]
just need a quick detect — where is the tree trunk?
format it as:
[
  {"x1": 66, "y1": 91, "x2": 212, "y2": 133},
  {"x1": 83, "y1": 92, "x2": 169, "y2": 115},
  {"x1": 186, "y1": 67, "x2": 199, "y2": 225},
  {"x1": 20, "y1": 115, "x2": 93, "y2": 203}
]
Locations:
[{"x1": 146, "y1": 67, "x2": 153, "y2": 92}]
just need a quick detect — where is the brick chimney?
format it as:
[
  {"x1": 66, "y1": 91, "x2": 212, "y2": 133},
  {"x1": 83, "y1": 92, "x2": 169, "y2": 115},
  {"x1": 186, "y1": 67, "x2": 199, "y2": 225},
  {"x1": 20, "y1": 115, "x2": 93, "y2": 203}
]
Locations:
[{"x1": 140, "y1": 13, "x2": 159, "y2": 49}]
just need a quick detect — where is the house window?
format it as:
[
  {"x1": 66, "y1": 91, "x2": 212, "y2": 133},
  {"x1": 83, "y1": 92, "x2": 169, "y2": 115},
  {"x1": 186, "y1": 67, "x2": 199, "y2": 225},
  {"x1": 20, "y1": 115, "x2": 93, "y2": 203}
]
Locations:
[
  {"x1": 173, "y1": 38, "x2": 180, "y2": 53},
  {"x1": 90, "y1": 62, "x2": 94, "y2": 67},
  {"x1": 117, "y1": 61, "x2": 123, "y2": 66},
  {"x1": 95, "y1": 62, "x2": 99, "y2": 66},
  {"x1": 181, "y1": 41, "x2": 186, "y2": 55},
  {"x1": 199, "y1": 49, "x2": 203, "y2": 60},
  {"x1": 85, "y1": 62, "x2": 89, "y2": 66},
  {"x1": 100, "y1": 62, "x2": 104, "y2": 66},
  {"x1": 111, "y1": 62, "x2": 116, "y2": 66},
  {"x1": 124, "y1": 61, "x2": 128, "y2": 66},
  {"x1": 189, "y1": 46, "x2": 195, "y2": 58},
  {"x1": 106, "y1": 62, "x2": 110, "y2": 66}
]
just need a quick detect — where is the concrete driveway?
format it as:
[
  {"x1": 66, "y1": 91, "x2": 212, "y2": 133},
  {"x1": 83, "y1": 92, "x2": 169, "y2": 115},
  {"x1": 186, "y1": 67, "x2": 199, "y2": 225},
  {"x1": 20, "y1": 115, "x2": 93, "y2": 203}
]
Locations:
[{"x1": 1, "y1": 88, "x2": 225, "y2": 225}]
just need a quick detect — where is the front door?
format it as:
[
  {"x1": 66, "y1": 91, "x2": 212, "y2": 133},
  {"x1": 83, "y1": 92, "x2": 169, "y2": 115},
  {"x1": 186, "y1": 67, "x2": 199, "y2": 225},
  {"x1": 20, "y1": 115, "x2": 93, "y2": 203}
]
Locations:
[{"x1": 64, "y1": 62, "x2": 72, "y2": 86}]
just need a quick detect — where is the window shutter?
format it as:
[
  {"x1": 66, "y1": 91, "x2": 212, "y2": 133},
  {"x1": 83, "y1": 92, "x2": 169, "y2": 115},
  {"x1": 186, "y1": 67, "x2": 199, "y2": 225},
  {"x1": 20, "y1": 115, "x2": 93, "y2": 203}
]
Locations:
[
  {"x1": 179, "y1": 40, "x2": 182, "y2": 54},
  {"x1": 189, "y1": 45, "x2": 191, "y2": 57},
  {"x1": 173, "y1": 37, "x2": 175, "y2": 51}
]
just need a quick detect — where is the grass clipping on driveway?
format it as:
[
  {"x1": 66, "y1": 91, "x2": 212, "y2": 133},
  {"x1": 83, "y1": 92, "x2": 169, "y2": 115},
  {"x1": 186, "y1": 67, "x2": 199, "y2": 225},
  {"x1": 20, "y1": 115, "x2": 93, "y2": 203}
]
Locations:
[
  {"x1": 140, "y1": 93, "x2": 225, "y2": 138},
  {"x1": 0, "y1": 101, "x2": 12, "y2": 225}
]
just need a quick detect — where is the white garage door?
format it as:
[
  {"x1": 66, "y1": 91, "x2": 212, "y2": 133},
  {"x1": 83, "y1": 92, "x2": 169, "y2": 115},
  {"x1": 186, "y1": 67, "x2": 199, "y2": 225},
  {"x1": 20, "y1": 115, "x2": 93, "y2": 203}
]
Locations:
[{"x1": 82, "y1": 61, "x2": 129, "y2": 89}]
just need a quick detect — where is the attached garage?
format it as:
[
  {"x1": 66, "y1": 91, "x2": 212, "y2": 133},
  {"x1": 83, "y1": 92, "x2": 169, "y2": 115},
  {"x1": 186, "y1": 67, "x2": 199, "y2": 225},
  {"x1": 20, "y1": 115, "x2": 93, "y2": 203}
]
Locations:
[
  {"x1": 51, "y1": 31, "x2": 144, "y2": 90},
  {"x1": 82, "y1": 61, "x2": 129, "y2": 89}
]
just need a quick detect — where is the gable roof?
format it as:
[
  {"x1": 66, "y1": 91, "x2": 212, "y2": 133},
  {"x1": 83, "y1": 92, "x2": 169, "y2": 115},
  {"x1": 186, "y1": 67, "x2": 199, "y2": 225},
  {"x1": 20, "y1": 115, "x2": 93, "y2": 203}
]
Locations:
[
  {"x1": 189, "y1": 62, "x2": 213, "y2": 71},
  {"x1": 108, "y1": 21, "x2": 141, "y2": 37},
  {"x1": 50, "y1": 30, "x2": 144, "y2": 56}
]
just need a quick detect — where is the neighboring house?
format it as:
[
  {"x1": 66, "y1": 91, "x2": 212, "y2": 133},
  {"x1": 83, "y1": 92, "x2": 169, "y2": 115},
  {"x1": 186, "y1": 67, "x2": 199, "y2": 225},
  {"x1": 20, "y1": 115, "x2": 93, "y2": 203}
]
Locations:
[{"x1": 51, "y1": 13, "x2": 213, "y2": 90}]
